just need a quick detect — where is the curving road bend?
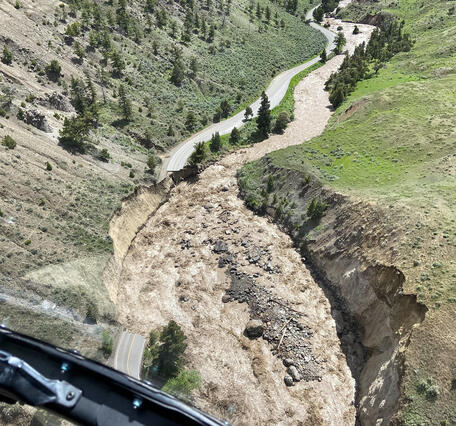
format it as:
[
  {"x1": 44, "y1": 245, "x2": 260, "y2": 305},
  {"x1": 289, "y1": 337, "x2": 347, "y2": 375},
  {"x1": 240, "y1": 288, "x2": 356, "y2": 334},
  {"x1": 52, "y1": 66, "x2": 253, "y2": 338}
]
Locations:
[
  {"x1": 159, "y1": 7, "x2": 337, "y2": 179},
  {"x1": 113, "y1": 331, "x2": 146, "y2": 379}
]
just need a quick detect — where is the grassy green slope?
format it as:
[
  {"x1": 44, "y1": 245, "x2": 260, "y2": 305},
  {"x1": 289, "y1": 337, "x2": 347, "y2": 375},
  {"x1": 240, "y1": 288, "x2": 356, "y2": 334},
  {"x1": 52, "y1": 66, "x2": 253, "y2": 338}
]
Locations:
[{"x1": 241, "y1": 0, "x2": 456, "y2": 423}]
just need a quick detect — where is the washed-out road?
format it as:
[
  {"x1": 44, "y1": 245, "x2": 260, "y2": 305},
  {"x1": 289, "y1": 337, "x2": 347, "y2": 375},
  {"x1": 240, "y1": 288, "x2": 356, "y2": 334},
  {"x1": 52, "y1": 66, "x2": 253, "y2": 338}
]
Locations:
[
  {"x1": 114, "y1": 6, "x2": 336, "y2": 381},
  {"x1": 159, "y1": 7, "x2": 337, "y2": 179}
]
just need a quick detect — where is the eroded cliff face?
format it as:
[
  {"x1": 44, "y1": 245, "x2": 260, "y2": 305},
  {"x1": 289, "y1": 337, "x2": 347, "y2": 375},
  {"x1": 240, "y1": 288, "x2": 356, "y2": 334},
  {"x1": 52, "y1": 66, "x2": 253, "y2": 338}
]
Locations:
[
  {"x1": 104, "y1": 179, "x2": 172, "y2": 303},
  {"x1": 238, "y1": 162, "x2": 427, "y2": 424}
]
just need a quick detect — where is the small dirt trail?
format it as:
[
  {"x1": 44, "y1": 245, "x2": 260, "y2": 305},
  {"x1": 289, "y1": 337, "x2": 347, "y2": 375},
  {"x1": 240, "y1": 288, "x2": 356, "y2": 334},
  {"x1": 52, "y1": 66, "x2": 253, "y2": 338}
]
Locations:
[{"x1": 116, "y1": 17, "x2": 373, "y2": 426}]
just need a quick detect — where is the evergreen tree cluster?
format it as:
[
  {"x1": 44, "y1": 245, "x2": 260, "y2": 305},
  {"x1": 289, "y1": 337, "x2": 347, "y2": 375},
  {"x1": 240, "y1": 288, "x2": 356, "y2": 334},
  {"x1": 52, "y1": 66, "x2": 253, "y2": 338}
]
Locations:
[
  {"x1": 313, "y1": 0, "x2": 339, "y2": 23},
  {"x1": 325, "y1": 19, "x2": 413, "y2": 108},
  {"x1": 143, "y1": 320, "x2": 188, "y2": 379},
  {"x1": 58, "y1": 75, "x2": 99, "y2": 153}
]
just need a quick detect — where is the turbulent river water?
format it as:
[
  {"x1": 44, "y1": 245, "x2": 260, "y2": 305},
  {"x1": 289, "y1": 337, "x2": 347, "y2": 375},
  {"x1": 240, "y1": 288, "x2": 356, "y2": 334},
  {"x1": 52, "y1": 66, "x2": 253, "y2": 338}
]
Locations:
[{"x1": 111, "y1": 11, "x2": 374, "y2": 426}]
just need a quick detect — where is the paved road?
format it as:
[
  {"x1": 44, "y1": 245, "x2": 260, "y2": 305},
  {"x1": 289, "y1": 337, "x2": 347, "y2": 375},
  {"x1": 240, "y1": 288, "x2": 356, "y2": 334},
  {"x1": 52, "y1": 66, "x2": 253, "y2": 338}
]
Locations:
[
  {"x1": 113, "y1": 331, "x2": 146, "y2": 379},
  {"x1": 159, "y1": 6, "x2": 337, "y2": 180}
]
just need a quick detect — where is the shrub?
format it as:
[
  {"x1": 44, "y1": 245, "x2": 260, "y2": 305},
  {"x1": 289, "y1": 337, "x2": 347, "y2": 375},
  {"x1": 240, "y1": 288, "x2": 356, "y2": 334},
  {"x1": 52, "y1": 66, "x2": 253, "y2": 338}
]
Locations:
[
  {"x1": 86, "y1": 300, "x2": 98, "y2": 323},
  {"x1": 162, "y1": 369, "x2": 201, "y2": 401},
  {"x1": 147, "y1": 154, "x2": 157, "y2": 171},
  {"x1": 2, "y1": 45, "x2": 12, "y2": 65},
  {"x1": 24, "y1": 240, "x2": 31, "y2": 245},
  {"x1": 45, "y1": 162, "x2": 53, "y2": 171},
  {"x1": 353, "y1": 25, "x2": 360, "y2": 35},
  {"x1": 273, "y1": 111, "x2": 289, "y2": 134},
  {"x1": 426, "y1": 385, "x2": 439, "y2": 400},
  {"x1": 16, "y1": 108, "x2": 24, "y2": 121},
  {"x1": 101, "y1": 330, "x2": 113, "y2": 356},
  {"x1": 98, "y1": 148, "x2": 110, "y2": 162},
  {"x1": 45, "y1": 59, "x2": 62, "y2": 80},
  {"x1": 65, "y1": 22, "x2": 81, "y2": 37},
  {"x1": 2, "y1": 135, "x2": 16, "y2": 149}
]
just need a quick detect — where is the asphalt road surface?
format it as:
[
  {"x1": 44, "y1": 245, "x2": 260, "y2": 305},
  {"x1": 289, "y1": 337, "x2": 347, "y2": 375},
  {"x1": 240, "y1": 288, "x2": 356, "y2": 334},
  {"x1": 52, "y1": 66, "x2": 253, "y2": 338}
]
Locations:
[
  {"x1": 159, "y1": 7, "x2": 337, "y2": 180},
  {"x1": 113, "y1": 331, "x2": 146, "y2": 379}
]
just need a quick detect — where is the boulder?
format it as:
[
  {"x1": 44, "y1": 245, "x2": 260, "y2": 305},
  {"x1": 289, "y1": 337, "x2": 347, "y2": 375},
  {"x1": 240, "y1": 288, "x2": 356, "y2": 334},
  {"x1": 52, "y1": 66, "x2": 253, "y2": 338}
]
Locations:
[
  {"x1": 44, "y1": 92, "x2": 73, "y2": 112},
  {"x1": 284, "y1": 376, "x2": 294, "y2": 387},
  {"x1": 283, "y1": 358, "x2": 294, "y2": 367},
  {"x1": 244, "y1": 319, "x2": 264, "y2": 339},
  {"x1": 287, "y1": 365, "x2": 301, "y2": 382},
  {"x1": 214, "y1": 240, "x2": 228, "y2": 253},
  {"x1": 23, "y1": 109, "x2": 52, "y2": 133}
]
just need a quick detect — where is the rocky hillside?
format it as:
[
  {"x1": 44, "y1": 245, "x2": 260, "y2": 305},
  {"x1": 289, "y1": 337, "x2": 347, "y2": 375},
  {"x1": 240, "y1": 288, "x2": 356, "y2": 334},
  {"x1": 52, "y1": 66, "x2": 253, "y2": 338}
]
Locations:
[
  {"x1": 238, "y1": 0, "x2": 456, "y2": 423},
  {"x1": 0, "y1": 0, "x2": 325, "y2": 354}
]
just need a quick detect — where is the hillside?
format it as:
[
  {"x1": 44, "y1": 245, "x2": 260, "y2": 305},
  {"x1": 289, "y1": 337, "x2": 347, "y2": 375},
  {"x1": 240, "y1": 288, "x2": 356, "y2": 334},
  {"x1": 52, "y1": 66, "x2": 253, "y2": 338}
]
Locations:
[
  {"x1": 239, "y1": 0, "x2": 456, "y2": 423},
  {"x1": 0, "y1": 0, "x2": 325, "y2": 356}
]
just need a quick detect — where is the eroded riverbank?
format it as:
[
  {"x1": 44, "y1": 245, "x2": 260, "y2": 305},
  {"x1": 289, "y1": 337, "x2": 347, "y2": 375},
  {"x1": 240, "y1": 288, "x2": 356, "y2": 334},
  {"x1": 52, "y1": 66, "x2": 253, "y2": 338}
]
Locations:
[{"x1": 111, "y1": 15, "x2": 374, "y2": 426}]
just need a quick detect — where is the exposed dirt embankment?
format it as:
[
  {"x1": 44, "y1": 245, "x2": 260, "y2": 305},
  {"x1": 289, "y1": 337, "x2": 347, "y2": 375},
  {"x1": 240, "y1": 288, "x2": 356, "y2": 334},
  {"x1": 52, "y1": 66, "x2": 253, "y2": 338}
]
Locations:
[
  {"x1": 238, "y1": 162, "x2": 427, "y2": 424},
  {"x1": 105, "y1": 179, "x2": 172, "y2": 303}
]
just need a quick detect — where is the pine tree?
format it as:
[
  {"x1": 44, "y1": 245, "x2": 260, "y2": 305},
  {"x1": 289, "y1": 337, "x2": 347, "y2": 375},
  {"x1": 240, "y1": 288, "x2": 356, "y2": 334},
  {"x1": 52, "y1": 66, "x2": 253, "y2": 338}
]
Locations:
[
  {"x1": 256, "y1": 2, "x2": 261, "y2": 19},
  {"x1": 190, "y1": 57, "x2": 198, "y2": 78},
  {"x1": 329, "y1": 84, "x2": 345, "y2": 108},
  {"x1": 157, "y1": 321, "x2": 187, "y2": 378},
  {"x1": 189, "y1": 142, "x2": 207, "y2": 165},
  {"x1": 334, "y1": 32, "x2": 346, "y2": 54},
  {"x1": 229, "y1": 127, "x2": 240, "y2": 144},
  {"x1": 170, "y1": 59, "x2": 185, "y2": 86},
  {"x1": 182, "y1": 9, "x2": 193, "y2": 42},
  {"x1": 210, "y1": 132, "x2": 221, "y2": 152},
  {"x1": 312, "y1": 6, "x2": 324, "y2": 23},
  {"x1": 257, "y1": 91, "x2": 271, "y2": 138},
  {"x1": 220, "y1": 99, "x2": 230, "y2": 118},
  {"x1": 265, "y1": 6, "x2": 271, "y2": 23},
  {"x1": 111, "y1": 49, "x2": 125, "y2": 76},
  {"x1": 58, "y1": 115, "x2": 89, "y2": 153},
  {"x1": 118, "y1": 84, "x2": 133, "y2": 121},
  {"x1": 244, "y1": 106, "x2": 253, "y2": 121},
  {"x1": 185, "y1": 111, "x2": 197, "y2": 130},
  {"x1": 208, "y1": 24, "x2": 215, "y2": 42},
  {"x1": 167, "y1": 124, "x2": 175, "y2": 136}
]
